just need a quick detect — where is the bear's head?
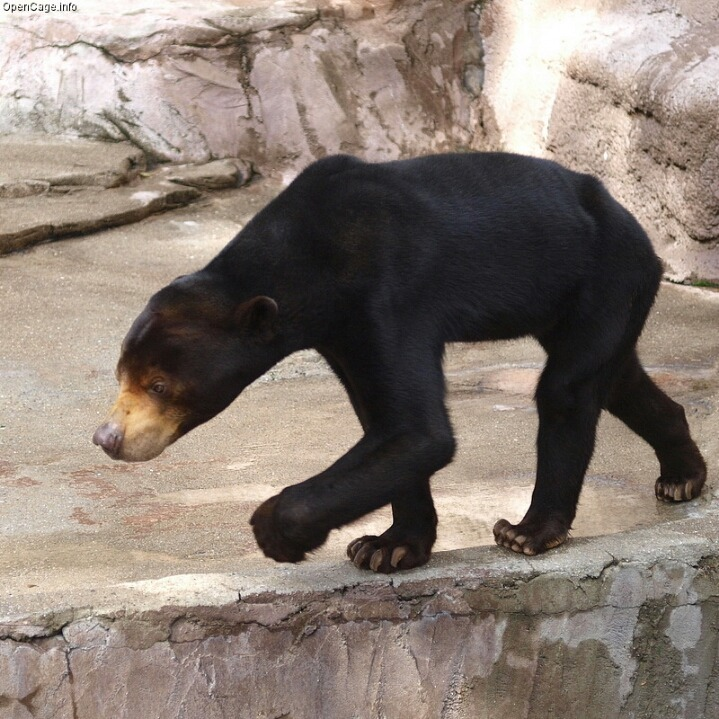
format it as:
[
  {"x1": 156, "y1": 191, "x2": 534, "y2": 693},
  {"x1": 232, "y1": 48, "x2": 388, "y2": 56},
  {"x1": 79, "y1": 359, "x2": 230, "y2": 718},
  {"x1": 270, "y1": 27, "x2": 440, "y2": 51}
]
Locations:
[{"x1": 93, "y1": 273, "x2": 279, "y2": 461}]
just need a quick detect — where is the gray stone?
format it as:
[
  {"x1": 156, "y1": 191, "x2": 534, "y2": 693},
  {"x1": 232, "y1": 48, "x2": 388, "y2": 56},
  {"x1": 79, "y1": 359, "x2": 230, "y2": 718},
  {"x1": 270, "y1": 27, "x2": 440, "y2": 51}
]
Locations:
[
  {"x1": 162, "y1": 159, "x2": 252, "y2": 190},
  {"x1": 0, "y1": 639, "x2": 73, "y2": 718},
  {"x1": 477, "y1": 0, "x2": 719, "y2": 281},
  {"x1": 0, "y1": 180, "x2": 50, "y2": 199},
  {"x1": 0, "y1": 180, "x2": 200, "y2": 255},
  {"x1": 0, "y1": 136, "x2": 260, "y2": 254},
  {"x1": 0, "y1": 134, "x2": 144, "y2": 189}
]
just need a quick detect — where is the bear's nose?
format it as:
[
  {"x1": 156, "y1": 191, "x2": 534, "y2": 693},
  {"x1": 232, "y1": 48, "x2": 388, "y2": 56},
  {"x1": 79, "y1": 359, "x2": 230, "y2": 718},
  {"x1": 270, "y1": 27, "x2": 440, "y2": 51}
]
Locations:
[{"x1": 93, "y1": 422, "x2": 123, "y2": 458}]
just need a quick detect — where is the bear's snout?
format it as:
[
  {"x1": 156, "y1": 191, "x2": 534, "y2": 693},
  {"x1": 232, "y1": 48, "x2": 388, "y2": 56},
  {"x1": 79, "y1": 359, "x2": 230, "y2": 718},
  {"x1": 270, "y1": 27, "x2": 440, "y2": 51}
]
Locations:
[{"x1": 93, "y1": 422, "x2": 123, "y2": 458}]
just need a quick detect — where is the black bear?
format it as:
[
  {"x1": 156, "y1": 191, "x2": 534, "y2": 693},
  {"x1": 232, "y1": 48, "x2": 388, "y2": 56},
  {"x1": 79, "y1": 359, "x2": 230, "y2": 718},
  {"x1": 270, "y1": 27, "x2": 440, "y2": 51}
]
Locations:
[{"x1": 93, "y1": 152, "x2": 707, "y2": 573}]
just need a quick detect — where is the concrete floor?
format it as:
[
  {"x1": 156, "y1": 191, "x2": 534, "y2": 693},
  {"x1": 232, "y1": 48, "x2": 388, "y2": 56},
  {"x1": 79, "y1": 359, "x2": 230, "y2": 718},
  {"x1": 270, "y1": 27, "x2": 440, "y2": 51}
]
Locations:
[{"x1": 1, "y1": 181, "x2": 718, "y2": 619}]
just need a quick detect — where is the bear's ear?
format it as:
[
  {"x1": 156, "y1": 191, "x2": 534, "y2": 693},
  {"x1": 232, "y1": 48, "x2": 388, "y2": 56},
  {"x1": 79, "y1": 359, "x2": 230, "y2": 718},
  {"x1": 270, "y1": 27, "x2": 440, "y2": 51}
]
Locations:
[{"x1": 235, "y1": 296, "x2": 278, "y2": 342}]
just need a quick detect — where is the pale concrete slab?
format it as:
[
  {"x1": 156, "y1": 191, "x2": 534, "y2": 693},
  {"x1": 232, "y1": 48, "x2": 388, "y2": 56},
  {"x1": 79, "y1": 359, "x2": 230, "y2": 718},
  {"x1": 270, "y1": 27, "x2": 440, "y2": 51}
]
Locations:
[{"x1": 0, "y1": 134, "x2": 145, "y2": 192}]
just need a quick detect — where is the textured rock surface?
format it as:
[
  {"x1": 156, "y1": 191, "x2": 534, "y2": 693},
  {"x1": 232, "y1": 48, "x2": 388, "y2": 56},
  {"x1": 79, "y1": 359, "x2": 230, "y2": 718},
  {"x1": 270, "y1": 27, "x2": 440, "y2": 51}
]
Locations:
[
  {"x1": 1, "y1": 0, "x2": 717, "y2": 276},
  {"x1": 0, "y1": 182, "x2": 201, "y2": 255},
  {"x1": 478, "y1": 0, "x2": 719, "y2": 281},
  {"x1": 0, "y1": 0, "x2": 483, "y2": 173},
  {"x1": 2, "y1": 529, "x2": 719, "y2": 718}
]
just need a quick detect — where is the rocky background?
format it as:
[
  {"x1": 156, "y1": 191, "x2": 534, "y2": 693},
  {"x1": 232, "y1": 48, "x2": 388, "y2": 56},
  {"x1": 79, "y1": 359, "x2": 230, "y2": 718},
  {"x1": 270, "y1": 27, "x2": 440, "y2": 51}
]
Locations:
[
  {"x1": 0, "y1": 1, "x2": 483, "y2": 173},
  {"x1": 478, "y1": 0, "x2": 719, "y2": 284},
  {"x1": 1, "y1": 0, "x2": 718, "y2": 279}
]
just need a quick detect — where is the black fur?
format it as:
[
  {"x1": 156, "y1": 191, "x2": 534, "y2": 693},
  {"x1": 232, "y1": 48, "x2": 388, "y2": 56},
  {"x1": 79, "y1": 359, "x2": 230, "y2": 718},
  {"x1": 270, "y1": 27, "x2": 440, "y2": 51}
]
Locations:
[{"x1": 112, "y1": 153, "x2": 708, "y2": 571}]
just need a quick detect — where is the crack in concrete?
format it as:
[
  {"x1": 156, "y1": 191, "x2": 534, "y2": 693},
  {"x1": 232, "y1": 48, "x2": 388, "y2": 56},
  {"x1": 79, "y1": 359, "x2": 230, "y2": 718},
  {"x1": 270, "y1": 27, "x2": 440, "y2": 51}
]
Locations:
[{"x1": 64, "y1": 647, "x2": 79, "y2": 719}]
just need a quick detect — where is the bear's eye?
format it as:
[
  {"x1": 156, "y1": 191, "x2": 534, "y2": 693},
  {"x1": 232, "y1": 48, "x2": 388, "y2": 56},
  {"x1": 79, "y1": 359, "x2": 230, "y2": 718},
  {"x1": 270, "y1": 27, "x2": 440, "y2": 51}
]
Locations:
[{"x1": 149, "y1": 381, "x2": 167, "y2": 396}]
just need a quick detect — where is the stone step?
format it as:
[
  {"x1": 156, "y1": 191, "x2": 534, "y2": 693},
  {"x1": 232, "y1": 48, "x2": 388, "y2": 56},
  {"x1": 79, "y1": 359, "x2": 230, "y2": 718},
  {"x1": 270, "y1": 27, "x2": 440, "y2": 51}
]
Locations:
[
  {"x1": 0, "y1": 135, "x2": 251, "y2": 255},
  {"x1": 0, "y1": 135, "x2": 145, "y2": 197}
]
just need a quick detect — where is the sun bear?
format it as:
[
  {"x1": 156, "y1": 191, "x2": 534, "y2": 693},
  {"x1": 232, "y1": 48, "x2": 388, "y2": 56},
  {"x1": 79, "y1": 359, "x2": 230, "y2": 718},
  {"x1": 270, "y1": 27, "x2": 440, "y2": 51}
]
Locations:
[{"x1": 93, "y1": 152, "x2": 707, "y2": 573}]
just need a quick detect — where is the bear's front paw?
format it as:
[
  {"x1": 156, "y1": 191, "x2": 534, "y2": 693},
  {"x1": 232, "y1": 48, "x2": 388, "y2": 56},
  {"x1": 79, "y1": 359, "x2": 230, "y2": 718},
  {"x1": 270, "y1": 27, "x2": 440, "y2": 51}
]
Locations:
[
  {"x1": 250, "y1": 494, "x2": 306, "y2": 562},
  {"x1": 250, "y1": 492, "x2": 329, "y2": 563},
  {"x1": 347, "y1": 534, "x2": 433, "y2": 573}
]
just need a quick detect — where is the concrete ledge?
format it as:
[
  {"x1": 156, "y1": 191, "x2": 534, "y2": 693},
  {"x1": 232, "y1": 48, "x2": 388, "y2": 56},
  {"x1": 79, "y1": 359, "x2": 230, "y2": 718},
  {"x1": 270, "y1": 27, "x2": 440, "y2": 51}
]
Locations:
[
  {"x1": 0, "y1": 135, "x2": 145, "y2": 193},
  {"x1": 2, "y1": 512, "x2": 719, "y2": 718},
  {"x1": 0, "y1": 136, "x2": 252, "y2": 254}
]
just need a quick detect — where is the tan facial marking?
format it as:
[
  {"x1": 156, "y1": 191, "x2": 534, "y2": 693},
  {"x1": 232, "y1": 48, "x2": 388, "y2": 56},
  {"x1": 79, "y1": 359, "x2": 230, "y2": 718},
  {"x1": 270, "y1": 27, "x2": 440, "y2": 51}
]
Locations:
[{"x1": 104, "y1": 377, "x2": 184, "y2": 462}]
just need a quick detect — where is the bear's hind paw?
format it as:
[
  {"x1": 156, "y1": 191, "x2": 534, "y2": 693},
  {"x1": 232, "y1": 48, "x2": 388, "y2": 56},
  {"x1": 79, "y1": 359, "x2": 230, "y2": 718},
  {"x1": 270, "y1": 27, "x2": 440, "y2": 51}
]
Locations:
[{"x1": 655, "y1": 474, "x2": 706, "y2": 502}]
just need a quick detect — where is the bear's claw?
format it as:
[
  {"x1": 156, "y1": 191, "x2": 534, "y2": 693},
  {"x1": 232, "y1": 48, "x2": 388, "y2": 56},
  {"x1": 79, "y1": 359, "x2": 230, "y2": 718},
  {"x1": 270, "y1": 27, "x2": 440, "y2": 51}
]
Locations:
[
  {"x1": 347, "y1": 534, "x2": 431, "y2": 573},
  {"x1": 655, "y1": 474, "x2": 705, "y2": 502}
]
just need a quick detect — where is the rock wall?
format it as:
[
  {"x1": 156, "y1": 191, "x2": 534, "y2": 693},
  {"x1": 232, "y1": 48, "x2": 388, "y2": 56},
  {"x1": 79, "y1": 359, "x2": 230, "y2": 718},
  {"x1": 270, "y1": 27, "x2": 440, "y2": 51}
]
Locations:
[
  {"x1": 0, "y1": 0, "x2": 483, "y2": 174},
  {"x1": 477, "y1": 0, "x2": 719, "y2": 281},
  {"x1": 1, "y1": 0, "x2": 717, "y2": 278},
  {"x1": 2, "y1": 528, "x2": 719, "y2": 719}
]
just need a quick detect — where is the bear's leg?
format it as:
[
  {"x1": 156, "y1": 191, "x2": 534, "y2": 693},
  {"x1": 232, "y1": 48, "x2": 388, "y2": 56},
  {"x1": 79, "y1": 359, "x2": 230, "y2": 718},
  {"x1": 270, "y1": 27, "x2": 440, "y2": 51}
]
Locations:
[
  {"x1": 322, "y1": 352, "x2": 441, "y2": 571},
  {"x1": 251, "y1": 346, "x2": 454, "y2": 572},
  {"x1": 605, "y1": 350, "x2": 706, "y2": 501},
  {"x1": 494, "y1": 354, "x2": 605, "y2": 555}
]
